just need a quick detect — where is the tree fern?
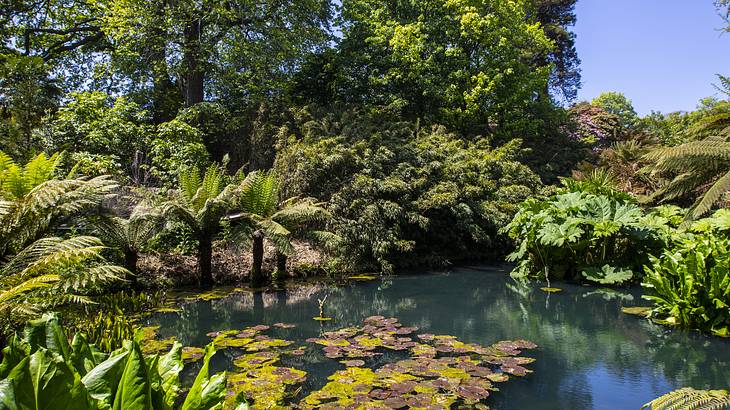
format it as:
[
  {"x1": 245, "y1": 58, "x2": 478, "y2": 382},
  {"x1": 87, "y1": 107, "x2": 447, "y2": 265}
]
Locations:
[
  {"x1": 645, "y1": 138, "x2": 730, "y2": 220},
  {"x1": 231, "y1": 171, "x2": 329, "y2": 285},
  {"x1": 642, "y1": 388, "x2": 730, "y2": 410},
  {"x1": 157, "y1": 164, "x2": 244, "y2": 286},
  {"x1": 0, "y1": 236, "x2": 125, "y2": 329}
]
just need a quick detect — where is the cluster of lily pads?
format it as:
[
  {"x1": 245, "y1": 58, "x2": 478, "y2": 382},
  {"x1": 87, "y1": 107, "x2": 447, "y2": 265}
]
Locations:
[
  {"x1": 207, "y1": 323, "x2": 308, "y2": 408},
  {"x1": 301, "y1": 316, "x2": 536, "y2": 409},
  {"x1": 140, "y1": 316, "x2": 537, "y2": 409}
]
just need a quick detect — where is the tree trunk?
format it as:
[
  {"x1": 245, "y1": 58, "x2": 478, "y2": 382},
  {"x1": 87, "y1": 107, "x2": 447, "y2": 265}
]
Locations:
[
  {"x1": 123, "y1": 249, "x2": 140, "y2": 289},
  {"x1": 251, "y1": 230, "x2": 265, "y2": 287},
  {"x1": 276, "y1": 250, "x2": 287, "y2": 279},
  {"x1": 198, "y1": 237, "x2": 214, "y2": 287},
  {"x1": 183, "y1": 19, "x2": 204, "y2": 106}
]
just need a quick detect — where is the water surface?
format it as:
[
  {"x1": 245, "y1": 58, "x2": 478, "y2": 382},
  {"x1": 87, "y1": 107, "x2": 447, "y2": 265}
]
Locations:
[{"x1": 146, "y1": 265, "x2": 730, "y2": 409}]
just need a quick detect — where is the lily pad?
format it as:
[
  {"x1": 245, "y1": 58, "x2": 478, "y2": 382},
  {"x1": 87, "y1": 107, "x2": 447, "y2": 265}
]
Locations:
[
  {"x1": 540, "y1": 287, "x2": 563, "y2": 293},
  {"x1": 621, "y1": 306, "x2": 653, "y2": 317}
]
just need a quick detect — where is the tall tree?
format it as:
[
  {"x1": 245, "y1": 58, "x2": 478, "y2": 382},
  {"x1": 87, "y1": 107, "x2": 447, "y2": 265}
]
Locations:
[
  {"x1": 529, "y1": 0, "x2": 581, "y2": 102},
  {"x1": 330, "y1": 0, "x2": 553, "y2": 136},
  {"x1": 103, "y1": 0, "x2": 333, "y2": 111}
]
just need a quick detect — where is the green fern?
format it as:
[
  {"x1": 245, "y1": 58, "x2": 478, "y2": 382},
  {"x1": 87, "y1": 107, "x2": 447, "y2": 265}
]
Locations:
[
  {"x1": 642, "y1": 388, "x2": 730, "y2": 410},
  {"x1": 0, "y1": 236, "x2": 126, "y2": 328},
  {"x1": 0, "y1": 151, "x2": 62, "y2": 200},
  {"x1": 645, "y1": 138, "x2": 730, "y2": 220}
]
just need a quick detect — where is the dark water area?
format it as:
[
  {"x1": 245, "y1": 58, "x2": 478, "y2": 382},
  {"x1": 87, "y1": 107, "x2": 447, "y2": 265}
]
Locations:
[{"x1": 145, "y1": 265, "x2": 730, "y2": 409}]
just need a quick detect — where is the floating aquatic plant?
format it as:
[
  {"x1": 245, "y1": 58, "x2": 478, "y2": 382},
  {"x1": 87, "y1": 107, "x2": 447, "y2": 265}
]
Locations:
[
  {"x1": 301, "y1": 316, "x2": 537, "y2": 409},
  {"x1": 138, "y1": 325, "x2": 176, "y2": 354},
  {"x1": 165, "y1": 316, "x2": 536, "y2": 409},
  {"x1": 204, "y1": 324, "x2": 307, "y2": 409}
]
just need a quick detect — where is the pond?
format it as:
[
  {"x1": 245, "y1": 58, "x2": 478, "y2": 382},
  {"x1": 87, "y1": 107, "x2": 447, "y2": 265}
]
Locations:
[{"x1": 146, "y1": 265, "x2": 730, "y2": 409}]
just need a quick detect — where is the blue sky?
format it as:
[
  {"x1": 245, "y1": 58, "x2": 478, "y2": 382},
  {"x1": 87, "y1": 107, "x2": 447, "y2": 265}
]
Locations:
[{"x1": 574, "y1": 0, "x2": 730, "y2": 115}]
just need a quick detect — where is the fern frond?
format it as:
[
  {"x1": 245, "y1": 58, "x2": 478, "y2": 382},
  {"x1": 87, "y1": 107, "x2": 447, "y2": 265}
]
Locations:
[
  {"x1": 687, "y1": 171, "x2": 730, "y2": 220},
  {"x1": 642, "y1": 387, "x2": 730, "y2": 410}
]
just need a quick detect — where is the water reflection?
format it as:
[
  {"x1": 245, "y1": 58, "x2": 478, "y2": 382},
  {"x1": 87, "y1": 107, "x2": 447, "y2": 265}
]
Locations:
[{"x1": 146, "y1": 265, "x2": 730, "y2": 409}]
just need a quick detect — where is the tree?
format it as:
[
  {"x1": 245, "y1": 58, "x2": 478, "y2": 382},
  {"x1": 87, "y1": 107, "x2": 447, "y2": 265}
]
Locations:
[
  {"x1": 592, "y1": 92, "x2": 639, "y2": 131},
  {"x1": 158, "y1": 164, "x2": 243, "y2": 287},
  {"x1": 0, "y1": 55, "x2": 60, "y2": 155},
  {"x1": 322, "y1": 0, "x2": 553, "y2": 136},
  {"x1": 230, "y1": 171, "x2": 328, "y2": 287},
  {"x1": 102, "y1": 0, "x2": 332, "y2": 109},
  {"x1": 41, "y1": 91, "x2": 152, "y2": 177},
  {"x1": 566, "y1": 102, "x2": 622, "y2": 145},
  {"x1": 529, "y1": 0, "x2": 581, "y2": 102}
]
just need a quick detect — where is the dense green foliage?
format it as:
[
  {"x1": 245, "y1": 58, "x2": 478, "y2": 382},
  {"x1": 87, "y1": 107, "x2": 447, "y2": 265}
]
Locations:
[
  {"x1": 276, "y1": 110, "x2": 541, "y2": 272},
  {"x1": 0, "y1": 314, "x2": 240, "y2": 410},
  {"x1": 504, "y1": 178, "x2": 681, "y2": 285},
  {"x1": 642, "y1": 209, "x2": 730, "y2": 336}
]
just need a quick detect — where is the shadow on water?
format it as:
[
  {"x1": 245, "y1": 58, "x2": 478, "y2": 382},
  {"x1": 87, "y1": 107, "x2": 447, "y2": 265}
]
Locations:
[{"x1": 145, "y1": 265, "x2": 730, "y2": 410}]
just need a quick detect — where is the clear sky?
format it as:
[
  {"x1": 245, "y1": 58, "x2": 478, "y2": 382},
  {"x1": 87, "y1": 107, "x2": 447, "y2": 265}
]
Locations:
[{"x1": 574, "y1": 1, "x2": 730, "y2": 115}]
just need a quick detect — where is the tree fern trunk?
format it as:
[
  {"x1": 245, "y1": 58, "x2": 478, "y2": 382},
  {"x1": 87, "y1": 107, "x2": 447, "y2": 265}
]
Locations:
[
  {"x1": 251, "y1": 230, "x2": 265, "y2": 287},
  {"x1": 275, "y1": 250, "x2": 287, "y2": 284},
  {"x1": 198, "y1": 237, "x2": 214, "y2": 287},
  {"x1": 123, "y1": 249, "x2": 140, "y2": 289}
]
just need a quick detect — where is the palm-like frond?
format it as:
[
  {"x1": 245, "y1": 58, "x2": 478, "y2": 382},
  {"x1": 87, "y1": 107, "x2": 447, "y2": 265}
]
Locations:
[
  {"x1": 642, "y1": 387, "x2": 730, "y2": 410},
  {"x1": 272, "y1": 198, "x2": 330, "y2": 228},
  {"x1": 0, "y1": 151, "x2": 61, "y2": 200},
  {"x1": 158, "y1": 165, "x2": 244, "y2": 239},
  {"x1": 0, "y1": 176, "x2": 118, "y2": 255},
  {"x1": 644, "y1": 138, "x2": 730, "y2": 220},
  {"x1": 240, "y1": 170, "x2": 279, "y2": 218},
  {"x1": 0, "y1": 236, "x2": 126, "y2": 325},
  {"x1": 92, "y1": 204, "x2": 164, "y2": 252}
]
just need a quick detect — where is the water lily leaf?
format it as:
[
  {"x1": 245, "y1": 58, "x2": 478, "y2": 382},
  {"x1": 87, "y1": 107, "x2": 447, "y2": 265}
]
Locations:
[
  {"x1": 540, "y1": 287, "x2": 562, "y2": 293},
  {"x1": 621, "y1": 306, "x2": 653, "y2": 317}
]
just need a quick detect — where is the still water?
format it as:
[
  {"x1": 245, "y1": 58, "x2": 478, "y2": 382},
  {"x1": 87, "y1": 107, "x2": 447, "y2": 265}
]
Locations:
[{"x1": 146, "y1": 265, "x2": 730, "y2": 409}]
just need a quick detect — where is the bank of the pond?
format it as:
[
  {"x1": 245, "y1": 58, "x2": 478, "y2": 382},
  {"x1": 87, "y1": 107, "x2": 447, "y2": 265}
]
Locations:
[{"x1": 141, "y1": 265, "x2": 730, "y2": 409}]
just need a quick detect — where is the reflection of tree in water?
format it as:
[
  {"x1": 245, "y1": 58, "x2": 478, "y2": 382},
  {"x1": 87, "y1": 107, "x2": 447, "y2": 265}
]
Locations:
[{"x1": 145, "y1": 268, "x2": 730, "y2": 408}]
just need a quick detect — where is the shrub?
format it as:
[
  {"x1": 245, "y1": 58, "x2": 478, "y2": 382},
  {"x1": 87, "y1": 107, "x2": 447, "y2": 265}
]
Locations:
[
  {"x1": 642, "y1": 209, "x2": 730, "y2": 336},
  {"x1": 503, "y1": 179, "x2": 681, "y2": 285},
  {"x1": 41, "y1": 91, "x2": 152, "y2": 176},
  {"x1": 149, "y1": 119, "x2": 210, "y2": 187},
  {"x1": 275, "y1": 110, "x2": 542, "y2": 272}
]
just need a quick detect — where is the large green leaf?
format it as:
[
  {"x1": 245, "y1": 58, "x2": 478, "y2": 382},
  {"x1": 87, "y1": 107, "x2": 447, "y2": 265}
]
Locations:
[
  {"x1": 110, "y1": 341, "x2": 152, "y2": 410},
  {"x1": 153, "y1": 342, "x2": 183, "y2": 410},
  {"x1": 582, "y1": 265, "x2": 634, "y2": 285},
  {"x1": 0, "y1": 336, "x2": 31, "y2": 379},
  {"x1": 81, "y1": 346, "x2": 131, "y2": 409},
  {"x1": 181, "y1": 344, "x2": 226, "y2": 410},
  {"x1": 70, "y1": 334, "x2": 107, "y2": 377},
  {"x1": 0, "y1": 349, "x2": 92, "y2": 410},
  {"x1": 22, "y1": 314, "x2": 71, "y2": 359}
]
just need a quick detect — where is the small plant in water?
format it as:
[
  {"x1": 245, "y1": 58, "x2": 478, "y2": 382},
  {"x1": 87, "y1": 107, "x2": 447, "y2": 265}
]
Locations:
[{"x1": 313, "y1": 294, "x2": 332, "y2": 321}]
